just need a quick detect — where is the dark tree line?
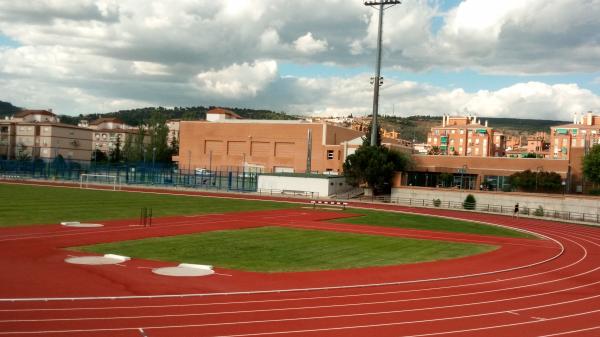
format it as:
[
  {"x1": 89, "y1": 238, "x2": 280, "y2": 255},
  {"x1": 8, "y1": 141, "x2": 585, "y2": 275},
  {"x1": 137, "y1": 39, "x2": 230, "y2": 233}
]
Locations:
[{"x1": 509, "y1": 170, "x2": 562, "y2": 193}]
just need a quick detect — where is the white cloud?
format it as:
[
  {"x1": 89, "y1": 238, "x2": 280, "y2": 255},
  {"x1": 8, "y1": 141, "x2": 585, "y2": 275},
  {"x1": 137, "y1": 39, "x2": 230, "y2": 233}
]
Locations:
[
  {"x1": 194, "y1": 60, "x2": 278, "y2": 98},
  {"x1": 281, "y1": 76, "x2": 600, "y2": 120},
  {"x1": 294, "y1": 32, "x2": 328, "y2": 55},
  {"x1": 132, "y1": 61, "x2": 170, "y2": 76},
  {"x1": 0, "y1": 0, "x2": 599, "y2": 117}
]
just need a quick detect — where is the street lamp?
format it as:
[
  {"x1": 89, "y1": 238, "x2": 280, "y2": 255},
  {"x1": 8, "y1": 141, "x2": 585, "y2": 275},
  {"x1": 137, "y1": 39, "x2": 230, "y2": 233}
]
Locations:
[
  {"x1": 460, "y1": 165, "x2": 467, "y2": 189},
  {"x1": 364, "y1": 0, "x2": 402, "y2": 146}
]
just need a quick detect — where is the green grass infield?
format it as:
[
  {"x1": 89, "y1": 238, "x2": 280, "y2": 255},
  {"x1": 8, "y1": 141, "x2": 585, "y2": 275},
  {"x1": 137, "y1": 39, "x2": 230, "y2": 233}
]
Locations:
[
  {"x1": 0, "y1": 183, "x2": 295, "y2": 227},
  {"x1": 74, "y1": 226, "x2": 498, "y2": 272},
  {"x1": 333, "y1": 209, "x2": 535, "y2": 239}
]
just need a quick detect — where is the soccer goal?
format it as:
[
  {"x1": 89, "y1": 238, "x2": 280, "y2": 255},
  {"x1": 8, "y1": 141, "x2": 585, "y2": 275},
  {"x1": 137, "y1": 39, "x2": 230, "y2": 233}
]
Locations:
[{"x1": 80, "y1": 174, "x2": 121, "y2": 190}]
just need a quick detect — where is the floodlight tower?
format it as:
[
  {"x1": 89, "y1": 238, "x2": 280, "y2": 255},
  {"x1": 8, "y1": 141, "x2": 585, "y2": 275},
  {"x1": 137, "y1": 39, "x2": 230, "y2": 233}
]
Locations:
[{"x1": 364, "y1": 0, "x2": 401, "y2": 146}]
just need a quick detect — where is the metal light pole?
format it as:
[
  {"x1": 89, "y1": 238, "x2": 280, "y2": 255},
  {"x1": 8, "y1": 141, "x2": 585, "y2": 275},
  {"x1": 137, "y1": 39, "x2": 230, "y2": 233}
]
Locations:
[
  {"x1": 152, "y1": 147, "x2": 156, "y2": 183},
  {"x1": 364, "y1": 0, "x2": 402, "y2": 146}
]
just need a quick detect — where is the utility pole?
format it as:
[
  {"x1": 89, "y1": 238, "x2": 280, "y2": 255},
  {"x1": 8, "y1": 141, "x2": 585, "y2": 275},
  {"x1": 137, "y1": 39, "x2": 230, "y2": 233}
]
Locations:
[{"x1": 364, "y1": 0, "x2": 402, "y2": 146}]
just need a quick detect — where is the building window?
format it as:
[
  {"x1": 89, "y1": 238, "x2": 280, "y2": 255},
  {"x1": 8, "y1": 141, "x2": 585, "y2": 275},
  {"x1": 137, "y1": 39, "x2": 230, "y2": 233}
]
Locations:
[
  {"x1": 327, "y1": 150, "x2": 334, "y2": 160},
  {"x1": 460, "y1": 129, "x2": 464, "y2": 135},
  {"x1": 451, "y1": 130, "x2": 455, "y2": 134}
]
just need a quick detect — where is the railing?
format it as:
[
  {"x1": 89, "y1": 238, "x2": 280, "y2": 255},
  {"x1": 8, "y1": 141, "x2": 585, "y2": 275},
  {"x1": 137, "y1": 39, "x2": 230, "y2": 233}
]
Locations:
[{"x1": 347, "y1": 195, "x2": 600, "y2": 225}]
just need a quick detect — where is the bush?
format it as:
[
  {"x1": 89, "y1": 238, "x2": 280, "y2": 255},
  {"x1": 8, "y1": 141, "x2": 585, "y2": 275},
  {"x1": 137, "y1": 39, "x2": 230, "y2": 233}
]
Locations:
[
  {"x1": 463, "y1": 194, "x2": 476, "y2": 210},
  {"x1": 433, "y1": 198, "x2": 441, "y2": 207},
  {"x1": 589, "y1": 189, "x2": 600, "y2": 196},
  {"x1": 533, "y1": 206, "x2": 544, "y2": 217}
]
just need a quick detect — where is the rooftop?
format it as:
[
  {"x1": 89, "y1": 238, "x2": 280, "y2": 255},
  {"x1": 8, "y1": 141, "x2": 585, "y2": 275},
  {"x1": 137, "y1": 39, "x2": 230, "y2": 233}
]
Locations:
[{"x1": 13, "y1": 110, "x2": 56, "y2": 118}]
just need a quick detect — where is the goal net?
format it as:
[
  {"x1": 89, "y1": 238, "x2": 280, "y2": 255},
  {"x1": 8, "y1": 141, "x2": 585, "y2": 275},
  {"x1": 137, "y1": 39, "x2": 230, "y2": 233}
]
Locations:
[{"x1": 80, "y1": 174, "x2": 121, "y2": 190}]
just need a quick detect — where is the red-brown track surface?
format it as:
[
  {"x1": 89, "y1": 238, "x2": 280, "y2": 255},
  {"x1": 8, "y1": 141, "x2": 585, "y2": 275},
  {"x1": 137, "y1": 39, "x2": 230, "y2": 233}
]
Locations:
[{"x1": 1, "y1": 181, "x2": 599, "y2": 336}]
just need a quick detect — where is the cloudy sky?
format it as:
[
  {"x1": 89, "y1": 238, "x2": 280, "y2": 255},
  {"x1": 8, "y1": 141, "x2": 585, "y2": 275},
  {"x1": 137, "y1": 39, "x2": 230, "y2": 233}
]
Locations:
[{"x1": 1, "y1": 0, "x2": 600, "y2": 120}]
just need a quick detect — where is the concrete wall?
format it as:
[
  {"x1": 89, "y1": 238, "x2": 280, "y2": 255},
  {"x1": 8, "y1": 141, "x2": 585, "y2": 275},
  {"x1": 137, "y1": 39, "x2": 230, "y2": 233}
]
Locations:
[
  {"x1": 258, "y1": 175, "x2": 352, "y2": 197},
  {"x1": 392, "y1": 187, "x2": 600, "y2": 215}
]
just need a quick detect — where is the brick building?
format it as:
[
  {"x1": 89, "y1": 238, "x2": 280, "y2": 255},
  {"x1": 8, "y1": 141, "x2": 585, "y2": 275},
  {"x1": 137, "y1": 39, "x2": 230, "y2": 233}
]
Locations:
[
  {"x1": 427, "y1": 115, "x2": 505, "y2": 157},
  {"x1": 178, "y1": 119, "x2": 366, "y2": 174},
  {"x1": 550, "y1": 112, "x2": 600, "y2": 160}
]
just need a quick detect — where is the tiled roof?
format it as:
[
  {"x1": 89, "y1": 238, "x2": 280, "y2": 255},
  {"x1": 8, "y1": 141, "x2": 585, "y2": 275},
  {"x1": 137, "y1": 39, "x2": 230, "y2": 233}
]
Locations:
[
  {"x1": 90, "y1": 117, "x2": 125, "y2": 125},
  {"x1": 13, "y1": 110, "x2": 56, "y2": 118}
]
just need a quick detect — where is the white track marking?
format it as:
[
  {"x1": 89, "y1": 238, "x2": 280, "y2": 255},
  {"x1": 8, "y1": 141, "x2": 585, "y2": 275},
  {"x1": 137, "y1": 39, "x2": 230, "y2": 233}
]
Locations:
[
  {"x1": 538, "y1": 325, "x2": 600, "y2": 336},
  {"x1": 3, "y1": 281, "x2": 599, "y2": 324},
  {"x1": 1, "y1": 298, "x2": 599, "y2": 336}
]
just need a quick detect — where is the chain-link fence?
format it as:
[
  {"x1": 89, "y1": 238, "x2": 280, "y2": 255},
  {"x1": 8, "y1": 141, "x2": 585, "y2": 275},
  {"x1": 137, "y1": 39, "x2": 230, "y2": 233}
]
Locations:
[{"x1": 0, "y1": 159, "x2": 258, "y2": 192}]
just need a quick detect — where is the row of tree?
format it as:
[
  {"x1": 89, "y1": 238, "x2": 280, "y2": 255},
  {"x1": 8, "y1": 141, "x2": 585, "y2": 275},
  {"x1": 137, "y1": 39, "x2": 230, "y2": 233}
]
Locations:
[{"x1": 93, "y1": 112, "x2": 177, "y2": 164}]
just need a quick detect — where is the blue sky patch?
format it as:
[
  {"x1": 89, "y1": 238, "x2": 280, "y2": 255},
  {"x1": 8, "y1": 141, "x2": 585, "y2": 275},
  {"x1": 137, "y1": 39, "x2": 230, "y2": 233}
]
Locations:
[{"x1": 0, "y1": 34, "x2": 20, "y2": 48}]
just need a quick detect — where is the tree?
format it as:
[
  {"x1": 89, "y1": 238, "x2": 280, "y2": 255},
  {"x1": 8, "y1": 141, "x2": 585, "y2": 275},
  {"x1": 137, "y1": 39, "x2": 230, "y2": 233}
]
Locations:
[
  {"x1": 428, "y1": 146, "x2": 441, "y2": 155},
  {"x1": 147, "y1": 112, "x2": 173, "y2": 163},
  {"x1": 361, "y1": 121, "x2": 382, "y2": 147},
  {"x1": 15, "y1": 144, "x2": 31, "y2": 162},
  {"x1": 510, "y1": 169, "x2": 562, "y2": 193},
  {"x1": 438, "y1": 172, "x2": 454, "y2": 187},
  {"x1": 122, "y1": 126, "x2": 146, "y2": 163},
  {"x1": 343, "y1": 145, "x2": 412, "y2": 194},
  {"x1": 463, "y1": 194, "x2": 476, "y2": 210},
  {"x1": 109, "y1": 135, "x2": 122, "y2": 162},
  {"x1": 583, "y1": 144, "x2": 600, "y2": 186},
  {"x1": 91, "y1": 149, "x2": 108, "y2": 162}
]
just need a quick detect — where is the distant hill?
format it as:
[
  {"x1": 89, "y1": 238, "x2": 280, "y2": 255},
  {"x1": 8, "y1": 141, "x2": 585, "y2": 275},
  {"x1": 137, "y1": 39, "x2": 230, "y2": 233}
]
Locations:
[
  {"x1": 58, "y1": 106, "x2": 298, "y2": 126},
  {"x1": 0, "y1": 101, "x2": 21, "y2": 118},
  {"x1": 380, "y1": 115, "x2": 568, "y2": 143},
  {"x1": 0, "y1": 100, "x2": 571, "y2": 142}
]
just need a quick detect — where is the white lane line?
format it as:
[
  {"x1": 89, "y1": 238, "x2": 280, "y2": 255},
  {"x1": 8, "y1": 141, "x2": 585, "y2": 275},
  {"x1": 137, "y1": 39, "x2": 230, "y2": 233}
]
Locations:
[
  {"x1": 1, "y1": 298, "x2": 599, "y2": 336},
  {"x1": 0, "y1": 217, "x2": 233, "y2": 243},
  {"x1": 538, "y1": 325, "x2": 600, "y2": 336},
  {"x1": 3, "y1": 280, "x2": 599, "y2": 325}
]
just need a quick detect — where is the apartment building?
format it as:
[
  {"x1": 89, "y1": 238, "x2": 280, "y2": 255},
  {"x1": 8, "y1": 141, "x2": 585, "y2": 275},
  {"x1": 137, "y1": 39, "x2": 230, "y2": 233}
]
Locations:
[
  {"x1": 0, "y1": 110, "x2": 92, "y2": 161},
  {"x1": 88, "y1": 117, "x2": 138, "y2": 155},
  {"x1": 427, "y1": 115, "x2": 505, "y2": 157},
  {"x1": 550, "y1": 112, "x2": 600, "y2": 160}
]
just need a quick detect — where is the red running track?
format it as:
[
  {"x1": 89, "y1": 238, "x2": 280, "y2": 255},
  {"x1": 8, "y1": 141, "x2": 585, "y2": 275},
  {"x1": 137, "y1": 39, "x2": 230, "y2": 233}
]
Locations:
[{"x1": 0, "y1": 185, "x2": 599, "y2": 336}]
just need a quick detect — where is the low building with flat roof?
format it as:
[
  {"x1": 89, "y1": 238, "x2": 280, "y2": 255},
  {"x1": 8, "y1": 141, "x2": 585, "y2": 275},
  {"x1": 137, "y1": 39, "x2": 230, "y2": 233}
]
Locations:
[{"x1": 178, "y1": 119, "x2": 365, "y2": 174}]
